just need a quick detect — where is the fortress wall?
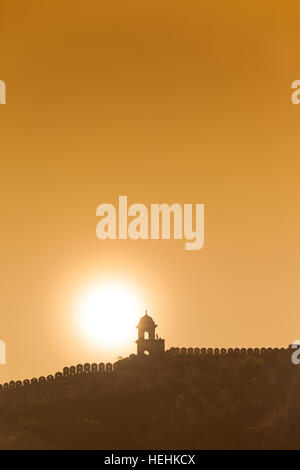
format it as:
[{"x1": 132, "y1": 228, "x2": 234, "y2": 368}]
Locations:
[
  {"x1": 1, "y1": 347, "x2": 290, "y2": 393},
  {"x1": 0, "y1": 347, "x2": 291, "y2": 403},
  {"x1": 166, "y1": 347, "x2": 288, "y2": 357},
  {"x1": 0, "y1": 362, "x2": 114, "y2": 401}
]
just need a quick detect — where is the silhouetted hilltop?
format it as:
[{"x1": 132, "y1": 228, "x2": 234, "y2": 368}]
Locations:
[{"x1": 0, "y1": 346, "x2": 300, "y2": 449}]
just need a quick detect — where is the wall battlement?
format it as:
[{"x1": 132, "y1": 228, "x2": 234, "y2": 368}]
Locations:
[
  {"x1": 165, "y1": 346, "x2": 289, "y2": 357},
  {"x1": 0, "y1": 362, "x2": 114, "y2": 393},
  {"x1": 0, "y1": 346, "x2": 291, "y2": 397}
]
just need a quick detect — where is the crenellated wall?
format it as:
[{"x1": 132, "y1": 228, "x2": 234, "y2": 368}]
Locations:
[
  {"x1": 165, "y1": 347, "x2": 289, "y2": 357},
  {"x1": 0, "y1": 346, "x2": 291, "y2": 400},
  {"x1": 0, "y1": 362, "x2": 114, "y2": 394}
]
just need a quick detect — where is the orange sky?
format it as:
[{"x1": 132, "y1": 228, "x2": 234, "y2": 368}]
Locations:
[{"x1": 0, "y1": 0, "x2": 299, "y2": 382}]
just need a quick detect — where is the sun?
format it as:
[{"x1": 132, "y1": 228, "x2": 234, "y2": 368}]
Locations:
[{"x1": 77, "y1": 281, "x2": 143, "y2": 348}]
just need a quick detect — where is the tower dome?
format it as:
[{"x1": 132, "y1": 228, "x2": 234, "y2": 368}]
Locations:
[{"x1": 136, "y1": 312, "x2": 156, "y2": 329}]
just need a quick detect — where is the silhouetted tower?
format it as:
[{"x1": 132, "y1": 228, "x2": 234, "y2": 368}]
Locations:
[{"x1": 136, "y1": 312, "x2": 165, "y2": 357}]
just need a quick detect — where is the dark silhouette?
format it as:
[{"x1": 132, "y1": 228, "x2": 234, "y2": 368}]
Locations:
[
  {"x1": 0, "y1": 314, "x2": 299, "y2": 449},
  {"x1": 136, "y1": 312, "x2": 165, "y2": 357}
]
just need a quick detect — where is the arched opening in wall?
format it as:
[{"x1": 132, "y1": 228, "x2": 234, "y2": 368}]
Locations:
[
  {"x1": 144, "y1": 331, "x2": 150, "y2": 340},
  {"x1": 144, "y1": 350, "x2": 150, "y2": 356}
]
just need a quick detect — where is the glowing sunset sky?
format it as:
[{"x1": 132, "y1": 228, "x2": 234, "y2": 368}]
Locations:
[{"x1": 0, "y1": 0, "x2": 299, "y2": 382}]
